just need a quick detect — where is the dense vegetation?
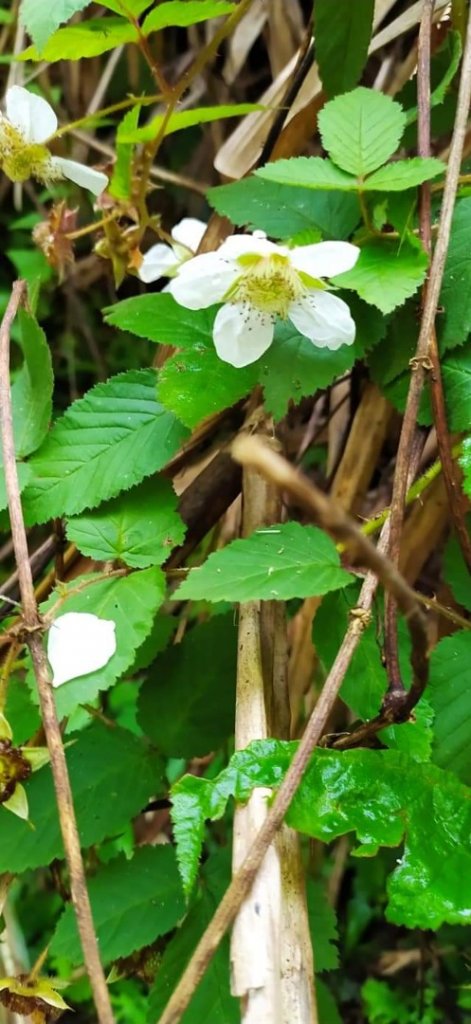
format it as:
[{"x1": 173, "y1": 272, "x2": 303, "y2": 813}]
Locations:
[{"x1": 1, "y1": 1, "x2": 471, "y2": 1022}]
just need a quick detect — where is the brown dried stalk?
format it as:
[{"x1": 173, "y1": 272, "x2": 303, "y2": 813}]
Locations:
[{"x1": 0, "y1": 281, "x2": 115, "y2": 1024}]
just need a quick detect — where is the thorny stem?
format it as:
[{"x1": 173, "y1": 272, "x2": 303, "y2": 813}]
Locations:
[
  {"x1": 0, "y1": 281, "x2": 115, "y2": 1024},
  {"x1": 135, "y1": 0, "x2": 256, "y2": 220},
  {"x1": 386, "y1": 1, "x2": 471, "y2": 693},
  {"x1": 384, "y1": 0, "x2": 435, "y2": 698}
]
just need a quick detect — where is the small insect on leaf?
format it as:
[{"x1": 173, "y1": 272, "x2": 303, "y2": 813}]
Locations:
[{"x1": 47, "y1": 611, "x2": 117, "y2": 687}]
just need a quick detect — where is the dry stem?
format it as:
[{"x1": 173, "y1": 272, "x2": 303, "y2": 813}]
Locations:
[{"x1": 0, "y1": 281, "x2": 115, "y2": 1024}]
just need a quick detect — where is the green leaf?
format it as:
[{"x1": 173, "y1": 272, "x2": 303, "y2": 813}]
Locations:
[
  {"x1": 149, "y1": 851, "x2": 238, "y2": 1024},
  {"x1": 109, "y1": 105, "x2": 140, "y2": 201},
  {"x1": 104, "y1": 293, "x2": 216, "y2": 347},
  {"x1": 437, "y1": 349, "x2": 471, "y2": 431},
  {"x1": 255, "y1": 157, "x2": 359, "y2": 192},
  {"x1": 257, "y1": 320, "x2": 355, "y2": 420},
  {"x1": 66, "y1": 477, "x2": 185, "y2": 568},
  {"x1": 333, "y1": 237, "x2": 428, "y2": 314},
  {"x1": 439, "y1": 197, "x2": 471, "y2": 351},
  {"x1": 101, "y1": 0, "x2": 158, "y2": 13},
  {"x1": 208, "y1": 177, "x2": 360, "y2": 239},
  {"x1": 172, "y1": 741, "x2": 471, "y2": 928},
  {"x1": 11, "y1": 309, "x2": 53, "y2": 458},
  {"x1": 0, "y1": 463, "x2": 31, "y2": 514},
  {"x1": 120, "y1": 103, "x2": 263, "y2": 144},
  {"x1": 429, "y1": 631, "x2": 471, "y2": 784},
  {"x1": 318, "y1": 88, "x2": 406, "y2": 176},
  {"x1": 0, "y1": 722, "x2": 162, "y2": 872},
  {"x1": 22, "y1": 370, "x2": 188, "y2": 523},
  {"x1": 307, "y1": 881, "x2": 339, "y2": 971},
  {"x1": 364, "y1": 157, "x2": 445, "y2": 192},
  {"x1": 314, "y1": 0, "x2": 375, "y2": 97},
  {"x1": 176, "y1": 522, "x2": 352, "y2": 603},
  {"x1": 317, "y1": 979, "x2": 342, "y2": 1024},
  {"x1": 19, "y1": 0, "x2": 91, "y2": 50},
  {"x1": 460, "y1": 437, "x2": 471, "y2": 498},
  {"x1": 20, "y1": 18, "x2": 138, "y2": 61},
  {"x1": 142, "y1": 1, "x2": 234, "y2": 35},
  {"x1": 51, "y1": 846, "x2": 185, "y2": 965},
  {"x1": 4, "y1": 678, "x2": 41, "y2": 746},
  {"x1": 138, "y1": 615, "x2": 237, "y2": 757},
  {"x1": 443, "y1": 527, "x2": 471, "y2": 611},
  {"x1": 159, "y1": 341, "x2": 258, "y2": 429},
  {"x1": 36, "y1": 567, "x2": 165, "y2": 718}
]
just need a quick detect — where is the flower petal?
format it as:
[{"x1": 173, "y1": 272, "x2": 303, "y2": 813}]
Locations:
[
  {"x1": 171, "y1": 217, "x2": 206, "y2": 252},
  {"x1": 167, "y1": 252, "x2": 239, "y2": 309},
  {"x1": 290, "y1": 241, "x2": 360, "y2": 279},
  {"x1": 138, "y1": 243, "x2": 179, "y2": 283},
  {"x1": 217, "y1": 233, "x2": 286, "y2": 261},
  {"x1": 50, "y1": 157, "x2": 108, "y2": 196},
  {"x1": 6, "y1": 85, "x2": 57, "y2": 143},
  {"x1": 289, "y1": 290, "x2": 356, "y2": 349},
  {"x1": 213, "y1": 302, "x2": 274, "y2": 367},
  {"x1": 47, "y1": 611, "x2": 117, "y2": 687}
]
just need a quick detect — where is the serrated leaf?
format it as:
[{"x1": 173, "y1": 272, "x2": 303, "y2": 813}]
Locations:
[
  {"x1": 19, "y1": 0, "x2": 91, "y2": 50},
  {"x1": 307, "y1": 881, "x2": 339, "y2": 972},
  {"x1": 460, "y1": 437, "x2": 471, "y2": 498},
  {"x1": 22, "y1": 370, "x2": 188, "y2": 523},
  {"x1": 429, "y1": 631, "x2": 471, "y2": 784},
  {"x1": 4, "y1": 678, "x2": 41, "y2": 746},
  {"x1": 439, "y1": 197, "x2": 471, "y2": 351},
  {"x1": 66, "y1": 477, "x2": 185, "y2": 568},
  {"x1": 208, "y1": 177, "x2": 360, "y2": 239},
  {"x1": 104, "y1": 293, "x2": 216, "y2": 347},
  {"x1": 0, "y1": 722, "x2": 162, "y2": 872},
  {"x1": 109, "y1": 105, "x2": 140, "y2": 201},
  {"x1": 101, "y1": 0, "x2": 151, "y2": 12},
  {"x1": 11, "y1": 310, "x2": 53, "y2": 458},
  {"x1": 176, "y1": 522, "x2": 352, "y2": 603},
  {"x1": 0, "y1": 463, "x2": 31, "y2": 514},
  {"x1": 159, "y1": 342, "x2": 257, "y2": 428},
  {"x1": 440, "y1": 349, "x2": 471, "y2": 431},
  {"x1": 51, "y1": 846, "x2": 185, "y2": 964},
  {"x1": 318, "y1": 88, "x2": 406, "y2": 176},
  {"x1": 138, "y1": 615, "x2": 237, "y2": 757},
  {"x1": 314, "y1": 0, "x2": 374, "y2": 97},
  {"x1": 443, "y1": 527, "x2": 471, "y2": 611},
  {"x1": 36, "y1": 568, "x2": 165, "y2": 718},
  {"x1": 20, "y1": 18, "x2": 137, "y2": 61},
  {"x1": 149, "y1": 851, "x2": 238, "y2": 1024},
  {"x1": 364, "y1": 157, "x2": 445, "y2": 191},
  {"x1": 257, "y1": 306, "x2": 384, "y2": 421},
  {"x1": 120, "y1": 103, "x2": 263, "y2": 144},
  {"x1": 255, "y1": 158, "x2": 358, "y2": 192},
  {"x1": 334, "y1": 237, "x2": 428, "y2": 314},
  {"x1": 172, "y1": 741, "x2": 471, "y2": 928},
  {"x1": 257, "y1": 320, "x2": 357, "y2": 421},
  {"x1": 142, "y1": 1, "x2": 234, "y2": 35}
]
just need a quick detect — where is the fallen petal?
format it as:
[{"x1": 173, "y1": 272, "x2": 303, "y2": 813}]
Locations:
[{"x1": 47, "y1": 612, "x2": 117, "y2": 687}]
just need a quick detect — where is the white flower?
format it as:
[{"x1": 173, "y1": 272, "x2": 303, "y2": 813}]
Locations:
[
  {"x1": 167, "y1": 233, "x2": 360, "y2": 367},
  {"x1": 0, "y1": 85, "x2": 108, "y2": 196},
  {"x1": 47, "y1": 611, "x2": 117, "y2": 687},
  {"x1": 138, "y1": 217, "x2": 206, "y2": 283}
]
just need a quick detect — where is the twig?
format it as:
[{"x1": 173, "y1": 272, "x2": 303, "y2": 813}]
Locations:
[
  {"x1": 385, "y1": 0, "x2": 471, "y2": 691},
  {"x1": 157, "y1": 511, "x2": 398, "y2": 1024},
  {"x1": 0, "y1": 281, "x2": 115, "y2": 1024}
]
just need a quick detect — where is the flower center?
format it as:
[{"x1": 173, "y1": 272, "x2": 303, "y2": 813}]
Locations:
[
  {"x1": 227, "y1": 253, "x2": 305, "y2": 318},
  {"x1": 0, "y1": 118, "x2": 56, "y2": 184}
]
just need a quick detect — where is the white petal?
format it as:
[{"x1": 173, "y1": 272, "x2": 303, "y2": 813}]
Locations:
[
  {"x1": 50, "y1": 157, "x2": 108, "y2": 196},
  {"x1": 167, "y1": 252, "x2": 239, "y2": 309},
  {"x1": 289, "y1": 290, "x2": 356, "y2": 350},
  {"x1": 213, "y1": 302, "x2": 274, "y2": 367},
  {"x1": 171, "y1": 217, "x2": 206, "y2": 252},
  {"x1": 290, "y1": 241, "x2": 360, "y2": 279},
  {"x1": 138, "y1": 243, "x2": 179, "y2": 283},
  {"x1": 6, "y1": 85, "x2": 57, "y2": 143},
  {"x1": 217, "y1": 233, "x2": 286, "y2": 261},
  {"x1": 47, "y1": 612, "x2": 117, "y2": 687}
]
